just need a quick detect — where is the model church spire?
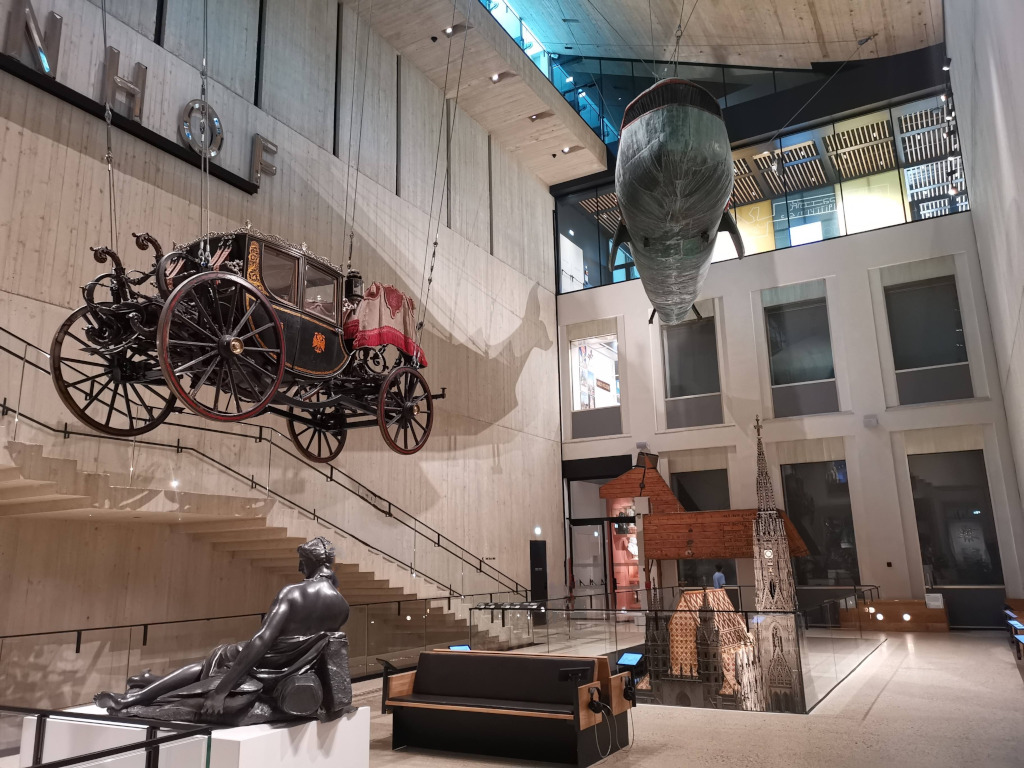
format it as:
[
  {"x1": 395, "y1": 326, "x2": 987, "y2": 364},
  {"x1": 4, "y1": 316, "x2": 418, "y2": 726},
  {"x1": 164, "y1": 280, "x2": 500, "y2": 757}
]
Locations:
[
  {"x1": 754, "y1": 416, "x2": 777, "y2": 514},
  {"x1": 751, "y1": 416, "x2": 797, "y2": 613}
]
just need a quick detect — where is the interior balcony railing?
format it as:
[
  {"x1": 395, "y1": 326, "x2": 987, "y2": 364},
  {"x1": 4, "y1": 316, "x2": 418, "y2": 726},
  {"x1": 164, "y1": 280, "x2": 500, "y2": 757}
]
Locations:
[{"x1": 0, "y1": 325, "x2": 527, "y2": 601}]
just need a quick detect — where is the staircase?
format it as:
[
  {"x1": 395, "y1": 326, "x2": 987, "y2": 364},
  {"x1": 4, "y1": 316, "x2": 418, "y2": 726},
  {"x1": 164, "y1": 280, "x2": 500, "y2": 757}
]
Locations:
[{"x1": 0, "y1": 425, "x2": 528, "y2": 664}]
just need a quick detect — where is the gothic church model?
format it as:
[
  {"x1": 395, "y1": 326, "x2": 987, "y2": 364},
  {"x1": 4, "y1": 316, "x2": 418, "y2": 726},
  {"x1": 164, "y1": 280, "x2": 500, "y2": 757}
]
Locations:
[
  {"x1": 751, "y1": 416, "x2": 805, "y2": 713},
  {"x1": 639, "y1": 417, "x2": 805, "y2": 713}
]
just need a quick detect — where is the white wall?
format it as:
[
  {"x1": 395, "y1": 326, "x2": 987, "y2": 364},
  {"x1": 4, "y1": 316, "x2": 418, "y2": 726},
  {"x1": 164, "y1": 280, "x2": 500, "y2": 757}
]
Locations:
[
  {"x1": 557, "y1": 213, "x2": 1024, "y2": 599},
  {"x1": 0, "y1": 0, "x2": 563, "y2": 602},
  {"x1": 945, "y1": 0, "x2": 1024, "y2": 593}
]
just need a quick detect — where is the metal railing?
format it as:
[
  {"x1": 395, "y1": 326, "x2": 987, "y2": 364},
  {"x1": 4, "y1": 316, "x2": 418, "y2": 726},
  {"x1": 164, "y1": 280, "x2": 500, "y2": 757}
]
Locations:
[
  {"x1": 0, "y1": 324, "x2": 526, "y2": 599},
  {"x1": 0, "y1": 705, "x2": 212, "y2": 767}
]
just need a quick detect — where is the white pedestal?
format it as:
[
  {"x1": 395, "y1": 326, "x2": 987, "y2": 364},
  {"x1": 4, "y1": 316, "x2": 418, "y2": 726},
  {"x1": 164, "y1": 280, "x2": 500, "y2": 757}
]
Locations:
[{"x1": 18, "y1": 706, "x2": 370, "y2": 768}]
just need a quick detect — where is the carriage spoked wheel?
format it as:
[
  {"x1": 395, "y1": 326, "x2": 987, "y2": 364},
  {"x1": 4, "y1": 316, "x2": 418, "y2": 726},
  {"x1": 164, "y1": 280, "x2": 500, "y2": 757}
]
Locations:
[
  {"x1": 157, "y1": 272, "x2": 285, "y2": 422},
  {"x1": 286, "y1": 386, "x2": 348, "y2": 463},
  {"x1": 377, "y1": 366, "x2": 433, "y2": 455},
  {"x1": 50, "y1": 307, "x2": 176, "y2": 436}
]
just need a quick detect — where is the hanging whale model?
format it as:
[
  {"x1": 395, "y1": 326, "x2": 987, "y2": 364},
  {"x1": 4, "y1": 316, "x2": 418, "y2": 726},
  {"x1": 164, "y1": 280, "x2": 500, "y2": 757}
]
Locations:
[{"x1": 611, "y1": 78, "x2": 744, "y2": 325}]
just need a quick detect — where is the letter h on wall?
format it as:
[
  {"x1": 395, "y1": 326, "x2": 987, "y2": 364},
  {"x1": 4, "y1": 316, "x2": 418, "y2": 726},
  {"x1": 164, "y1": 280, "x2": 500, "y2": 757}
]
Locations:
[
  {"x1": 3, "y1": 0, "x2": 62, "y2": 77},
  {"x1": 104, "y1": 46, "x2": 147, "y2": 123}
]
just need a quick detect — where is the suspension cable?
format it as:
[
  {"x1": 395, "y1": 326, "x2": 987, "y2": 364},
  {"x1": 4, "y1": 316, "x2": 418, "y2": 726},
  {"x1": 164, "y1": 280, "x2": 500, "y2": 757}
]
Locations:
[
  {"x1": 198, "y1": 0, "x2": 212, "y2": 262},
  {"x1": 346, "y1": 0, "x2": 378, "y2": 273},
  {"x1": 671, "y1": 0, "x2": 701, "y2": 77},
  {"x1": 414, "y1": 0, "x2": 468, "y2": 354},
  {"x1": 98, "y1": 0, "x2": 119, "y2": 251}
]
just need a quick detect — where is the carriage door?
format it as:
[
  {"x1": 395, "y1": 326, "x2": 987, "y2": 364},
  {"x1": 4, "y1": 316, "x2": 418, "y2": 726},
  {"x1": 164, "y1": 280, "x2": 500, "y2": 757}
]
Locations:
[
  {"x1": 298, "y1": 263, "x2": 345, "y2": 376},
  {"x1": 260, "y1": 245, "x2": 301, "y2": 366}
]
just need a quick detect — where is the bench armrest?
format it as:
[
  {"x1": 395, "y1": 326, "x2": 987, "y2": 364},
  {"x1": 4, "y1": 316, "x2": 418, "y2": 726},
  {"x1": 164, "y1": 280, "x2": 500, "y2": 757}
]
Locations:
[
  {"x1": 389, "y1": 671, "x2": 416, "y2": 698},
  {"x1": 607, "y1": 672, "x2": 632, "y2": 715},
  {"x1": 576, "y1": 681, "x2": 603, "y2": 730}
]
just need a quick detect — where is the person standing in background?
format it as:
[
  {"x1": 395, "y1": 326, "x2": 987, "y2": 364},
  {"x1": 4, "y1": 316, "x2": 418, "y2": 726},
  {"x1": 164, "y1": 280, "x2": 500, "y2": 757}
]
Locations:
[{"x1": 712, "y1": 564, "x2": 727, "y2": 589}]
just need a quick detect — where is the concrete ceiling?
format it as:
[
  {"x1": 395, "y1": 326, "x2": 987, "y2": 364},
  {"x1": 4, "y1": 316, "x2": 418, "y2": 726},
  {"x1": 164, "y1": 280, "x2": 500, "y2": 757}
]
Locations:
[{"x1": 509, "y1": 0, "x2": 944, "y2": 68}]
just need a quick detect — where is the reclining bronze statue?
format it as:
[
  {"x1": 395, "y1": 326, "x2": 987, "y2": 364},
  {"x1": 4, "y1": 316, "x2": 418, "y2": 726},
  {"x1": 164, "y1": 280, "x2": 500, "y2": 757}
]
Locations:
[{"x1": 94, "y1": 537, "x2": 352, "y2": 725}]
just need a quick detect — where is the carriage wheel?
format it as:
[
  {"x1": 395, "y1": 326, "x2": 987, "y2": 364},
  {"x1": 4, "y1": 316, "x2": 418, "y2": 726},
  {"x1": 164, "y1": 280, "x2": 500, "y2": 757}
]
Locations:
[
  {"x1": 286, "y1": 387, "x2": 348, "y2": 463},
  {"x1": 50, "y1": 307, "x2": 176, "y2": 437},
  {"x1": 157, "y1": 272, "x2": 285, "y2": 422},
  {"x1": 377, "y1": 366, "x2": 433, "y2": 455}
]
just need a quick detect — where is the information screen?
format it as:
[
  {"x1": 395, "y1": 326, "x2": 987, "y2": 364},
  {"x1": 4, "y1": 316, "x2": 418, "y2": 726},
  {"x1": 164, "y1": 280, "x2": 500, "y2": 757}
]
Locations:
[
  {"x1": 617, "y1": 652, "x2": 642, "y2": 666},
  {"x1": 448, "y1": 645, "x2": 471, "y2": 651}
]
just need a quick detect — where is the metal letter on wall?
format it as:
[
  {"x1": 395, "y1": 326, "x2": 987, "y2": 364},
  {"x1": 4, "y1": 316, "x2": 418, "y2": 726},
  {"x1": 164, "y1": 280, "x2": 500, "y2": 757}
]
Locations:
[
  {"x1": 3, "y1": 0, "x2": 62, "y2": 77},
  {"x1": 250, "y1": 134, "x2": 278, "y2": 187},
  {"x1": 103, "y1": 47, "x2": 147, "y2": 123},
  {"x1": 178, "y1": 99, "x2": 224, "y2": 157}
]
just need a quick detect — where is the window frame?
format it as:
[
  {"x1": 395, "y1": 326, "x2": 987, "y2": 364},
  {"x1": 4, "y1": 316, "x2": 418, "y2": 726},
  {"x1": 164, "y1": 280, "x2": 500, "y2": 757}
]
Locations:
[
  {"x1": 260, "y1": 244, "x2": 300, "y2": 306},
  {"x1": 302, "y1": 261, "x2": 340, "y2": 324}
]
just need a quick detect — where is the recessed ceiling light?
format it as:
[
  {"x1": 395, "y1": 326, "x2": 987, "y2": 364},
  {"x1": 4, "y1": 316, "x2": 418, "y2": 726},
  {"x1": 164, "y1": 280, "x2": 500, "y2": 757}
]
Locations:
[
  {"x1": 562, "y1": 146, "x2": 570, "y2": 154},
  {"x1": 566, "y1": 76, "x2": 574, "y2": 83},
  {"x1": 530, "y1": 114, "x2": 538, "y2": 120},
  {"x1": 568, "y1": 229, "x2": 575, "y2": 236},
  {"x1": 444, "y1": 26, "x2": 454, "y2": 37},
  {"x1": 491, "y1": 72, "x2": 500, "y2": 83}
]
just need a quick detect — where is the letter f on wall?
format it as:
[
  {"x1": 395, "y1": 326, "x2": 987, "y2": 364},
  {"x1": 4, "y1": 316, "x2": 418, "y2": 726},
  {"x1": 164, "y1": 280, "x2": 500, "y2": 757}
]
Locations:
[{"x1": 4, "y1": 0, "x2": 62, "y2": 77}]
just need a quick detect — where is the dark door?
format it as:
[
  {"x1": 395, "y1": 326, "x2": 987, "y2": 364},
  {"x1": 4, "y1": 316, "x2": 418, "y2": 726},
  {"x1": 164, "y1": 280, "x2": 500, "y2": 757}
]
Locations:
[{"x1": 530, "y1": 540, "x2": 548, "y2": 626}]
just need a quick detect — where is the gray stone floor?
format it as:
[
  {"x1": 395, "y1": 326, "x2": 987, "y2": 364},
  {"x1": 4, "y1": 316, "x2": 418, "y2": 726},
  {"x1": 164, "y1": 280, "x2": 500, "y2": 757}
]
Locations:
[{"x1": 357, "y1": 631, "x2": 1024, "y2": 767}]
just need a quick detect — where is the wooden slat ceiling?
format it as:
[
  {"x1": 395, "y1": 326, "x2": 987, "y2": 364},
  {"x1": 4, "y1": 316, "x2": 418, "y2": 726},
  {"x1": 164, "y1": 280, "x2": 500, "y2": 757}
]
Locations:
[
  {"x1": 353, "y1": 0, "x2": 606, "y2": 185},
  {"x1": 509, "y1": 0, "x2": 943, "y2": 68}
]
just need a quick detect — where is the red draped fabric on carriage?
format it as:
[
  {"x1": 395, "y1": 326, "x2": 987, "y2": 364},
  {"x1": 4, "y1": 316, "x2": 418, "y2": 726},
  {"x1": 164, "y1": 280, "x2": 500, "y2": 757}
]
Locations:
[{"x1": 343, "y1": 283, "x2": 428, "y2": 368}]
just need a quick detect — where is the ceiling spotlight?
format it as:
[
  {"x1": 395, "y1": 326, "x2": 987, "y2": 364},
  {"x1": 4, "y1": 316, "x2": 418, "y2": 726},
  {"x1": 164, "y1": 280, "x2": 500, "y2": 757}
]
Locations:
[
  {"x1": 902, "y1": 613, "x2": 911, "y2": 621},
  {"x1": 444, "y1": 26, "x2": 454, "y2": 37},
  {"x1": 942, "y1": 56, "x2": 951, "y2": 71},
  {"x1": 945, "y1": 112, "x2": 953, "y2": 122},
  {"x1": 940, "y1": 91, "x2": 948, "y2": 102},
  {"x1": 876, "y1": 613, "x2": 884, "y2": 621},
  {"x1": 972, "y1": 509, "x2": 982, "y2": 515},
  {"x1": 562, "y1": 146, "x2": 571, "y2": 154},
  {"x1": 948, "y1": 184, "x2": 958, "y2": 196},
  {"x1": 566, "y1": 75, "x2": 574, "y2": 83},
  {"x1": 568, "y1": 229, "x2": 574, "y2": 236},
  {"x1": 491, "y1": 72, "x2": 500, "y2": 83},
  {"x1": 530, "y1": 114, "x2": 538, "y2": 121}
]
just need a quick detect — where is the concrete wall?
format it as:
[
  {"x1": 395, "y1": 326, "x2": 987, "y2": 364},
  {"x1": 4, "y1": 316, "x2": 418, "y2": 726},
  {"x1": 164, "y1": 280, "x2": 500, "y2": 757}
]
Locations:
[
  {"x1": 944, "y1": 0, "x2": 1024, "y2": 592},
  {"x1": 0, "y1": 0, "x2": 563, "y2": 608},
  {"x1": 557, "y1": 213, "x2": 1024, "y2": 599}
]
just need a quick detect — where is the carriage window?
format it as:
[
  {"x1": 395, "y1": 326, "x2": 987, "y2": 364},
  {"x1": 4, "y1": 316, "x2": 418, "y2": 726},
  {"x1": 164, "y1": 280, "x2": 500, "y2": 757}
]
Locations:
[
  {"x1": 304, "y1": 263, "x2": 337, "y2": 322},
  {"x1": 262, "y1": 246, "x2": 298, "y2": 304}
]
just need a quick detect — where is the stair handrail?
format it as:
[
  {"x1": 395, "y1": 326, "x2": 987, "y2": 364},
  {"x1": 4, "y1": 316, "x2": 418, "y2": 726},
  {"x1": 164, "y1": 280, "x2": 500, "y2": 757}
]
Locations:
[
  {"x1": 0, "y1": 588, "x2": 519, "y2": 643},
  {"x1": 0, "y1": 325, "x2": 528, "y2": 598}
]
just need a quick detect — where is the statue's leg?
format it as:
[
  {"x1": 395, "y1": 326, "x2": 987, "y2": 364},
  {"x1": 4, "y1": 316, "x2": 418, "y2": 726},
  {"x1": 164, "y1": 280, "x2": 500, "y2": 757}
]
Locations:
[{"x1": 95, "y1": 663, "x2": 204, "y2": 711}]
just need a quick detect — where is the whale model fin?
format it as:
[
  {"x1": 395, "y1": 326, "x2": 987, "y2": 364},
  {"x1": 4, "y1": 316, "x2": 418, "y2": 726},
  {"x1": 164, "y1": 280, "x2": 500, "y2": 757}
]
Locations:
[
  {"x1": 718, "y1": 210, "x2": 745, "y2": 260},
  {"x1": 608, "y1": 218, "x2": 633, "y2": 272}
]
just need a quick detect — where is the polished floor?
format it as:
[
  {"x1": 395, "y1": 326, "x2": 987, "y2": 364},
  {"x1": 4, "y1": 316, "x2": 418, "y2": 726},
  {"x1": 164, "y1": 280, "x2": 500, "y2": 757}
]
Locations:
[{"x1": 358, "y1": 631, "x2": 1024, "y2": 768}]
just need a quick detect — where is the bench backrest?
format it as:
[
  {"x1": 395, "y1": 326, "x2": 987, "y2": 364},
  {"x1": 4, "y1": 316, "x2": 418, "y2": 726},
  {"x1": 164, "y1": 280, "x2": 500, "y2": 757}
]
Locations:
[{"x1": 414, "y1": 652, "x2": 596, "y2": 705}]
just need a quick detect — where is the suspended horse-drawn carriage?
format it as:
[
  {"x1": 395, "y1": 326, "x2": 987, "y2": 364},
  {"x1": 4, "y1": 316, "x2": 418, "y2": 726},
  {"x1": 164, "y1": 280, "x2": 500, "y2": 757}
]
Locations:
[{"x1": 50, "y1": 226, "x2": 442, "y2": 461}]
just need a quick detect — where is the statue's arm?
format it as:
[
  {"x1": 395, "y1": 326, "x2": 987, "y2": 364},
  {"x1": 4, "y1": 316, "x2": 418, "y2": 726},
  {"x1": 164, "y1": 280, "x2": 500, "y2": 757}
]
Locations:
[{"x1": 203, "y1": 593, "x2": 290, "y2": 711}]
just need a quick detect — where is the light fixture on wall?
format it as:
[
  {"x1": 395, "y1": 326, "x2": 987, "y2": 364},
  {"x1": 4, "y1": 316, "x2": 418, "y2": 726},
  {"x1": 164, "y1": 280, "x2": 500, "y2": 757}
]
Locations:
[
  {"x1": 491, "y1": 72, "x2": 501, "y2": 83},
  {"x1": 942, "y1": 56, "x2": 951, "y2": 71},
  {"x1": 876, "y1": 613, "x2": 884, "y2": 621},
  {"x1": 562, "y1": 146, "x2": 571, "y2": 154},
  {"x1": 868, "y1": 606, "x2": 876, "y2": 614},
  {"x1": 530, "y1": 114, "x2": 538, "y2": 121},
  {"x1": 534, "y1": 526, "x2": 542, "y2": 535},
  {"x1": 170, "y1": 479, "x2": 179, "y2": 489},
  {"x1": 444, "y1": 26, "x2": 454, "y2": 37},
  {"x1": 902, "y1": 613, "x2": 911, "y2": 621}
]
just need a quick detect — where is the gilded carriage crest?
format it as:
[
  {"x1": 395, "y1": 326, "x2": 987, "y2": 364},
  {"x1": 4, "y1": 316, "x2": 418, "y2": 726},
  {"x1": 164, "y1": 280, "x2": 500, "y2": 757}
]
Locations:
[{"x1": 312, "y1": 332, "x2": 326, "y2": 354}]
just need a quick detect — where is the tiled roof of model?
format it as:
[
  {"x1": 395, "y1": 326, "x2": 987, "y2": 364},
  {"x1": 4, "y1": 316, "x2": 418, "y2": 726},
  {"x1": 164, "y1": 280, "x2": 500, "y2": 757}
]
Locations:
[{"x1": 667, "y1": 588, "x2": 752, "y2": 697}]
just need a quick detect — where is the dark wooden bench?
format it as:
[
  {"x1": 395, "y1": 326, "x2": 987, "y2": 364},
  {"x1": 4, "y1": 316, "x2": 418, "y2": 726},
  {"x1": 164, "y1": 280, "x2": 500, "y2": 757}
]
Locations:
[{"x1": 385, "y1": 651, "x2": 632, "y2": 766}]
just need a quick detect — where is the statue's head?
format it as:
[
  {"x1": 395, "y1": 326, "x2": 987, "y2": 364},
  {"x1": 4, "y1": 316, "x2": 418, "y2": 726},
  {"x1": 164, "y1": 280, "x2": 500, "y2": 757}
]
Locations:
[{"x1": 297, "y1": 536, "x2": 335, "y2": 580}]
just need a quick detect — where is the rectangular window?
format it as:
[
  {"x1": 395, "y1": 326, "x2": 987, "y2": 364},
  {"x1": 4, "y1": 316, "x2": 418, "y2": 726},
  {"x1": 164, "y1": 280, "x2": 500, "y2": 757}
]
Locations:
[
  {"x1": 569, "y1": 335, "x2": 619, "y2": 412},
  {"x1": 664, "y1": 316, "x2": 719, "y2": 398},
  {"x1": 884, "y1": 275, "x2": 972, "y2": 404},
  {"x1": 909, "y1": 451, "x2": 1003, "y2": 587},
  {"x1": 663, "y1": 307, "x2": 723, "y2": 428},
  {"x1": 303, "y1": 263, "x2": 338, "y2": 323},
  {"x1": 762, "y1": 281, "x2": 839, "y2": 417},
  {"x1": 672, "y1": 469, "x2": 735, "y2": 588},
  {"x1": 780, "y1": 460, "x2": 860, "y2": 586},
  {"x1": 261, "y1": 245, "x2": 298, "y2": 305}
]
